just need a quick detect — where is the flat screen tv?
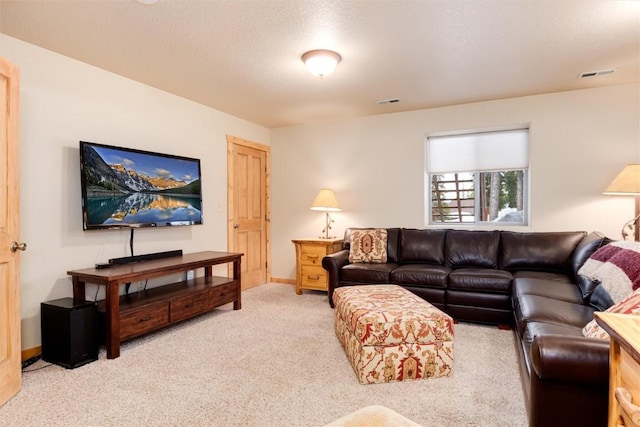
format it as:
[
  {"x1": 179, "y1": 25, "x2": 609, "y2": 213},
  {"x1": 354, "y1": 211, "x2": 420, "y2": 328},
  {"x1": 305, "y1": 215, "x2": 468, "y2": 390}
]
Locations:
[{"x1": 80, "y1": 140, "x2": 203, "y2": 230}]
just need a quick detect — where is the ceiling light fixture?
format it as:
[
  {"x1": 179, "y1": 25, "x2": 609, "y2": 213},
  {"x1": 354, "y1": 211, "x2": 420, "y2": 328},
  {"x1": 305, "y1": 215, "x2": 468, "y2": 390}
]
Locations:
[
  {"x1": 377, "y1": 98, "x2": 400, "y2": 105},
  {"x1": 578, "y1": 69, "x2": 616, "y2": 79},
  {"x1": 301, "y1": 50, "x2": 341, "y2": 78}
]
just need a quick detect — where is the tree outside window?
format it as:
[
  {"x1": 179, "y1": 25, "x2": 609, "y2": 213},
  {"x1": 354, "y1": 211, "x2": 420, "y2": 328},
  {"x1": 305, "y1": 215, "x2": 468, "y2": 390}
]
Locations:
[{"x1": 431, "y1": 170, "x2": 525, "y2": 223}]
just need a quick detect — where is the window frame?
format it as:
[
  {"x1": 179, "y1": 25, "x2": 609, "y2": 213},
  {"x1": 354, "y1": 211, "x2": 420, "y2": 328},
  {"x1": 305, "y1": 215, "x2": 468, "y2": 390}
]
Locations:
[{"x1": 425, "y1": 128, "x2": 530, "y2": 227}]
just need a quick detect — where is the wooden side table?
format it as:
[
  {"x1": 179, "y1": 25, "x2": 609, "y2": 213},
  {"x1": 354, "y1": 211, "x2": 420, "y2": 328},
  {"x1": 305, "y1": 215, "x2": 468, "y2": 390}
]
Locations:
[
  {"x1": 292, "y1": 238, "x2": 343, "y2": 295},
  {"x1": 595, "y1": 312, "x2": 640, "y2": 427}
]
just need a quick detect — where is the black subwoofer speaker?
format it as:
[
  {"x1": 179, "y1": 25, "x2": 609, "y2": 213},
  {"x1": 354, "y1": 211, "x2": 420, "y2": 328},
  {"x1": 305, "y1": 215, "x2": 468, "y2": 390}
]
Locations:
[{"x1": 41, "y1": 298, "x2": 98, "y2": 368}]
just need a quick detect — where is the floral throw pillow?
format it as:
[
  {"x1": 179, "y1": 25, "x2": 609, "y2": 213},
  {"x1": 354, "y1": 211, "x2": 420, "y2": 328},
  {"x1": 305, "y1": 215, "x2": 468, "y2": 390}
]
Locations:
[
  {"x1": 582, "y1": 287, "x2": 640, "y2": 340},
  {"x1": 349, "y1": 229, "x2": 388, "y2": 263}
]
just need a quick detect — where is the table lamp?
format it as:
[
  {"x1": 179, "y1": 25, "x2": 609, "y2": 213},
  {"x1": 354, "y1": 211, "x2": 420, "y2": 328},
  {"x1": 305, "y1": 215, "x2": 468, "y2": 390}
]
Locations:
[
  {"x1": 310, "y1": 189, "x2": 341, "y2": 239},
  {"x1": 604, "y1": 164, "x2": 640, "y2": 241}
]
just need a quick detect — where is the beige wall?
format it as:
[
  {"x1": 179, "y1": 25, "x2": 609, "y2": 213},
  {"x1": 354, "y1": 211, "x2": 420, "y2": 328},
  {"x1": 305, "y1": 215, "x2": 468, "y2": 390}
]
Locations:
[
  {"x1": 270, "y1": 84, "x2": 640, "y2": 280},
  {"x1": 0, "y1": 35, "x2": 270, "y2": 350}
]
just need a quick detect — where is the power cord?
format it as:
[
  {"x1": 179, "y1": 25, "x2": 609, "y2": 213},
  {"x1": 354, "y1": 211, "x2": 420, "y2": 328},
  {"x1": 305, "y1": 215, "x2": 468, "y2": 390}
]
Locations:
[
  {"x1": 21, "y1": 355, "x2": 52, "y2": 372},
  {"x1": 125, "y1": 228, "x2": 135, "y2": 294},
  {"x1": 23, "y1": 363, "x2": 53, "y2": 373}
]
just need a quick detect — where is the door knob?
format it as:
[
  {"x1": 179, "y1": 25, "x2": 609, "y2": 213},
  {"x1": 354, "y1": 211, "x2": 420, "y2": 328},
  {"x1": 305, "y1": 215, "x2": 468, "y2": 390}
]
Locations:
[
  {"x1": 10, "y1": 241, "x2": 27, "y2": 252},
  {"x1": 233, "y1": 224, "x2": 240, "y2": 229}
]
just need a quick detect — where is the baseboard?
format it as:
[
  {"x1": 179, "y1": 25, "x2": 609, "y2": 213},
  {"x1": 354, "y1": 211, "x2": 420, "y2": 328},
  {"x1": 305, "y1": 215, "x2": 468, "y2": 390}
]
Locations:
[
  {"x1": 22, "y1": 346, "x2": 41, "y2": 362},
  {"x1": 270, "y1": 277, "x2": 295, "y2": 285}
]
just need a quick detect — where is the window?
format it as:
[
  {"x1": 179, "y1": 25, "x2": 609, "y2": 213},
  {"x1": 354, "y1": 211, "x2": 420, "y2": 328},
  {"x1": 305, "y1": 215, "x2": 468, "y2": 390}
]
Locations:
[{"x1": 426, "y1": 129, "x2": 529, "y2": 225}]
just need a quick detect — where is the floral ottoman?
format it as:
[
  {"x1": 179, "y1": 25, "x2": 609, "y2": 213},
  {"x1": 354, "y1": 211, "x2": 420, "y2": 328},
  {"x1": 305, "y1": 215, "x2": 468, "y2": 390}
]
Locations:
[{"x1": 333, "y1": 284, "x2": 454, "y2": 384}]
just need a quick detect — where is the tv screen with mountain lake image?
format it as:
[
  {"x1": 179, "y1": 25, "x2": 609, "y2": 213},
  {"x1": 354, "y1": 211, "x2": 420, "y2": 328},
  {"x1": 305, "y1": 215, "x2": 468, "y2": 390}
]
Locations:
[{"x1": 80, "y1": 141, "x2": 203, "y2": 230}]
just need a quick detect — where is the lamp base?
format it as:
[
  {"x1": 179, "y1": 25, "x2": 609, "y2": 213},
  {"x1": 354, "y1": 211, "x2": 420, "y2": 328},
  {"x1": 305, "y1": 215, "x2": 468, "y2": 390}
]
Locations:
[
  {"x1": 318, "y1": 211, "x2": 337, "y2": 240},
  {"x1": 621, "y1": 195, "x2": 640, "y2": 241}
]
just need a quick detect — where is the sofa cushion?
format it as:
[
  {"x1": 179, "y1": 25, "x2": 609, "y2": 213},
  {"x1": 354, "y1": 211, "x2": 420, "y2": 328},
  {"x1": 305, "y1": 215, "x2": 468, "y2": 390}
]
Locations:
[
  {"x1": 500, "y1": 231, "x2": 585, "y2": 274},
  {"x1": 348, "y1": 228, "x2": 388, "y2": 263},
  {"x1": 445, "y1": 230, "x2": 500, "y2": 268},
  {"x1": 514, "y1": 294, "x2": 596, "y2": 336},
  {"x1": 513, "y1": 278, "x2": 583, "y2": 304},
  {"x1": 341, "y1": 263, "x2": 397, "y2": 284},
  {"x1": 512, "y1": 271, "x2": 571, "y2": 282},
  {"x1": 398, "y1": 228, "x2": 447, "y2": 264},
  {"x1": 578, "y1": 241, "x2": 640, "y2": 304},
  {"x1": 582, "y1": 287, "x2": 640, "y2": 340},
  {"x1": 390, "y1": 264, "x2": 450, "y2": 288},
  {"x1": 448, "y1": 268, "x2": 512, "y2": 293}
]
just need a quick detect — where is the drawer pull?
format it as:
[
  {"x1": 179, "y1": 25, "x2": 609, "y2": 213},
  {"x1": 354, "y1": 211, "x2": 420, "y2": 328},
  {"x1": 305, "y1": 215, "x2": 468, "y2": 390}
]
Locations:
[
  {"x1": 306, "y1": 254, "x2": 319, "y2": 259},
  {"x1": 307, "y1": 275, "x2": 320, "y2": 280},
  {"x1": 615, "y1": 387, "x2": 640, "y2": 426},
  {"x1": 139, "y1": 316, "x2": 152, "y2": 323},
  {"x1": 220, "y1": 292, "x2": 227, "y2": 297}
]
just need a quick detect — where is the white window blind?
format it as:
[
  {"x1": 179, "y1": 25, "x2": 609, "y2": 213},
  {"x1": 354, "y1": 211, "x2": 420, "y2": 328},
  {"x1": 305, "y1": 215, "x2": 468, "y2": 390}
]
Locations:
[{"x1": 427, "y1": 129, "x2": 528, "y2": 174}]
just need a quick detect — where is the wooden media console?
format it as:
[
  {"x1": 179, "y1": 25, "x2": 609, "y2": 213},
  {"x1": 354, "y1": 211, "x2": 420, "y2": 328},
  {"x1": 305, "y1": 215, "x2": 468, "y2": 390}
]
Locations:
[{"x1": 68, "y1": 251, "x2": 242, "y2": 359}]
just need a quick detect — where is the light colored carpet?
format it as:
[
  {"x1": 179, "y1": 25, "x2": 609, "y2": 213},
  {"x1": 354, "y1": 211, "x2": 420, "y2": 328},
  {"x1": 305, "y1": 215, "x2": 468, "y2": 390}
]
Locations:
[{"x1": 0, "y1": 283, "x2": 527, "y2": 426}]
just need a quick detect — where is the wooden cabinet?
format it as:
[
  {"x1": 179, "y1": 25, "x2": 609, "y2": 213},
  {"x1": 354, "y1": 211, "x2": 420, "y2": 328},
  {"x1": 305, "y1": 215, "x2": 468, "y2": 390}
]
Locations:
[
  {"x1": 292, "y1": 238, "x2": 343, "y2": 295},
  {"x1": 68, "y1": 251, "x2": 242, "y2": 359},
  {"x1": 595, "y1": 313, "x2": 640, "y2": 427}
]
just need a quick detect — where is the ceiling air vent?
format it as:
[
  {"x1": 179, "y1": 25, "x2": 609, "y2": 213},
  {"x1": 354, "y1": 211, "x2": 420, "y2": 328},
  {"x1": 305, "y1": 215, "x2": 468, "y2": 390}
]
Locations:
[
  {"x1": 377, "y1": 98, "x2": 400, "y2": 105},
  {"x1": 578, "y1": 69, "x2": 616, "y2": 79}
]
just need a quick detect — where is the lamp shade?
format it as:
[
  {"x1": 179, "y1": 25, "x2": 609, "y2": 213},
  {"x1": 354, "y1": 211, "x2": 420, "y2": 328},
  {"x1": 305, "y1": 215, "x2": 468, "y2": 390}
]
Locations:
[
  {"x1": 301, "y1": 50, "x2": 341, "y2": 78},
  {"x1": 310, "y1": 189, "x2": 341, "y2": 212},
  {"x1": 604, "y1": 164, "x2": 640, "y2": 195}
]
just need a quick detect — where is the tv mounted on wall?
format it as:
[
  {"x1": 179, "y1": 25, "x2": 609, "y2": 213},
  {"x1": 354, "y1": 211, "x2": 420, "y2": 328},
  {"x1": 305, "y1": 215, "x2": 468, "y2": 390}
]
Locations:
[{"x1": 79, "y1": 140, "x2": 203, "y2": 230}]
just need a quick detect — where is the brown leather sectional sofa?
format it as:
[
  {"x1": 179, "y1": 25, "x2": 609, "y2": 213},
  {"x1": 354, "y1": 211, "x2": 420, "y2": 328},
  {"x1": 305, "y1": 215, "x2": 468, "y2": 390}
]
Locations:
[{"x1": 322, "y1": 227, "x2": 612, "y2": 426}]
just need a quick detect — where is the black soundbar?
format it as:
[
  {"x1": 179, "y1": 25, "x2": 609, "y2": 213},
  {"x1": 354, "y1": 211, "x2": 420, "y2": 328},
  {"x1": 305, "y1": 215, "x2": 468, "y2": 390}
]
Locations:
[{"x1": 108, "y1": 249, "x2": 183, "y2": 266}]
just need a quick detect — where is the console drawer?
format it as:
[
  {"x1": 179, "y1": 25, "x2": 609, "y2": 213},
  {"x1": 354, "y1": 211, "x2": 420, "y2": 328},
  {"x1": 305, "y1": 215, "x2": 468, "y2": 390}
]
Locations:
[
  {"x1": 120, "y1": 302, "x2": 169, "y2": 341},
  {"x1": 170, "y1": 290, "x2": 212, "y2": 322},
  {"x1": 210, "y1": 281, "x2": 238, "y2": 306}
]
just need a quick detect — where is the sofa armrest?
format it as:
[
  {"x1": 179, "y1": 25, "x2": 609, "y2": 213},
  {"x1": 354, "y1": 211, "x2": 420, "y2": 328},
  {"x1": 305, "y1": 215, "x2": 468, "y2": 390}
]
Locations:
[
  {"x1": 528, "y1": 334, "x2": 610, "y2": 426},
  {"x1": 531, "y1": 334, "x2": 609, "y2": 386},
  {"x1": 322, "y1": 249, "x2": 350, "y2": 308}
]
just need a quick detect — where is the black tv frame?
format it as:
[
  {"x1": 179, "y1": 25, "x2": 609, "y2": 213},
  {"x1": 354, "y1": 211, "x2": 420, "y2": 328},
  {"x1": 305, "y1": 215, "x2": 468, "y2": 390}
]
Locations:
[{"x1": 79, "y1": 140, "x2": 203, "y2": 231}]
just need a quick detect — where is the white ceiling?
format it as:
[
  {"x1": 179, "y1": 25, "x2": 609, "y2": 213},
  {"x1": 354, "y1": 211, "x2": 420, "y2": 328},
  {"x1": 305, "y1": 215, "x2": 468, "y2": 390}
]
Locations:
[{"x1": 1, "y1": 0, "x2": 638, "y2": 129}]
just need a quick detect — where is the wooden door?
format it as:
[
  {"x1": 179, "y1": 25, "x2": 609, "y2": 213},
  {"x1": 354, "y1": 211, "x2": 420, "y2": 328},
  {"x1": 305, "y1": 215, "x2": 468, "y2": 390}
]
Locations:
[
  {"x1": 227, "y1": 136, "x2": 270, "y2": 289},
  {"x1": 0, "y1": 56, "x2": 22, "y2": 406}
]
